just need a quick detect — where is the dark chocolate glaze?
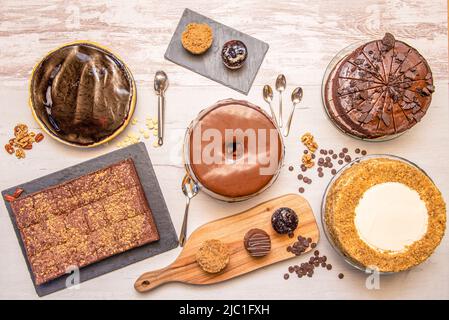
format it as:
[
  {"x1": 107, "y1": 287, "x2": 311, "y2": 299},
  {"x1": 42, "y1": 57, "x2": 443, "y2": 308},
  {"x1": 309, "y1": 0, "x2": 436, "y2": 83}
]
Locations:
[
  {"x1": 30, "y1": 43, "x2": 134, "y2": 146},
  {"x1": 324, "y1": 33, "x2": 434, "y2": 139}
]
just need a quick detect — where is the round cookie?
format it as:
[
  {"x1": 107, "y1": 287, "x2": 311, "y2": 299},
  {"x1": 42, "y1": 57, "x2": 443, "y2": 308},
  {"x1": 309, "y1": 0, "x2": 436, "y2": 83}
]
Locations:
[
  {"x1": 181, "y1": 23, "x2": 213, "y2": 55},
  {"x1": 243, "y1": 228, "x2": 271, "y2": 257},
  {"x1": 196, "y1": 239, "x2": 230, "y2": 273}
]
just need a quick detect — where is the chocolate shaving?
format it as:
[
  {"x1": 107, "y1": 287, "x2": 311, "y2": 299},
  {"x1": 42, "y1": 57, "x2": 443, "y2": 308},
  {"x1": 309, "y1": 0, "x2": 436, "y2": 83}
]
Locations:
[{"x1": 381, "y1": 33, "x2": 395, "y2": 51}]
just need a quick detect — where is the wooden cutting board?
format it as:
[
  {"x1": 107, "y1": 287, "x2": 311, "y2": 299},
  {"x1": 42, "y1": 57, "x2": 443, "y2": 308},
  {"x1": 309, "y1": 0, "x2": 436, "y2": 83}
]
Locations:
[{"x1": 134, "y1": 194, "x2": 319, "y2": 292}]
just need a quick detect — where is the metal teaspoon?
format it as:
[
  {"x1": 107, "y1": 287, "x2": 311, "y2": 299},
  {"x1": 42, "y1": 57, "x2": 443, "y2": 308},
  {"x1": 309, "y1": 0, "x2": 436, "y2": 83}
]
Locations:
[
  {"x1": 263, "y1": 85, "x2": 278, "y2": 126},
  {"x1": 283, "y1": 87, "x2": 303, "y2": 137},
  {"x1": 179, "y1": 174, "x2": 199, "y2": 247},
  {"x1": 275, "y1": 74, "x2": 286, "y2": 128},
  {"x1": 154, "y1": 70, "x2": 168, "y2": 146}
]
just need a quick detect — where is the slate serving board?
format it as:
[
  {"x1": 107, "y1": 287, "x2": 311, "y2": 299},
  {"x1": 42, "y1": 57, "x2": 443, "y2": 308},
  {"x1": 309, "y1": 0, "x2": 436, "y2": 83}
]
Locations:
[
  {"x1": 164, "y1": 8, "x2": 269, "y2": 95},
  {"x1": 2, "y1": 142, "x2": 178, "y2": 297}
]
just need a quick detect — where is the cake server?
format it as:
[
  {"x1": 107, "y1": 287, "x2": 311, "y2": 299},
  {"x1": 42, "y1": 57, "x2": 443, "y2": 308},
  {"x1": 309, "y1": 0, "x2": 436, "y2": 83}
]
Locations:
[
  {"x1": 283, "y1": 87, "x2": 303, "y2": 137},
  {"x1": 179, "y1": 174, "x2": 199, "y2": 247},
  {"x1": 275, "y1": 74, "x2": 286, "y2": 128},
  {"x1": 154, "y1": 70, "x2": 168, "y2": 146},
  {"x1": 263, "y1": 85, "x2": 278, "y2": 126}
]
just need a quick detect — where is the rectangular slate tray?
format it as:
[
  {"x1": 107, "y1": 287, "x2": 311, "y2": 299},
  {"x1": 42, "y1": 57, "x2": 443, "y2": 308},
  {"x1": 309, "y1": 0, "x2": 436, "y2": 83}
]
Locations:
[
  {"x1": 165, "y1": 8, "x2": 269, "y2": 95},
  {"x1": 2, "y1": 142, "x2": 178, "y2": 297}
]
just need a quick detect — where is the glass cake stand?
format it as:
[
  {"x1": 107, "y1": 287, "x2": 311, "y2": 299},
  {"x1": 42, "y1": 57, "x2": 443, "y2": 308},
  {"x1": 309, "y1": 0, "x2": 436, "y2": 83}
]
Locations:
[
  {"x1": 321, "y1": 41, "x2": 405, "y2": 142},
  {"x1": 320, "y1": 154, "x2": 433, "y2": 274}
]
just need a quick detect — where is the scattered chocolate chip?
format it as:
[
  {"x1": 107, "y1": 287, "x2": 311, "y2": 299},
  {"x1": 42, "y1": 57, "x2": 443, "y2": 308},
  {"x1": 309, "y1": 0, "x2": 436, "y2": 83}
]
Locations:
[
  {"x1": 326, "y1": 264, "x2": 332, "y2": 270},
  {"x1": 288, "y1": 166, "x2": 294, "y2": 171},
  {"x1": 338, "y1": 160, "x2": 343, "y2": 165},
  {"x1": 318, "y1": 172, "x2": 324, "y2": 178},
  {"x1": 332, "y1": 154, "x2": 337, "y2": 159},
  {"x1": 338, "y1": 273, "x2": 344, "y2": 279},
  {"x1": 339, "y1": 152, "x2": 345, "y2": 158},
  {"x1": 284, "y1": 273, "x2": 289, "y2": 280},
  {"x1": 355, "y1": 148, "x2": 360, "y2": 154},
  {"x1": 311, "y1": 242, "x2": 317, "y2": 248},
  {"x1": 297, "y1": 174, "x2": 303, "y2": 180},
  {"x1": 342, "y1": 147, "x2": 348, "y2": 153},
  {"x1": 361, "y1": 150, "x2": 367, "y2": 156},
  {"x1": 331, "y1": 169, "x2": 337, "y2": 175},
  {"x1": 298, "y1": 187, "x2": 305, "y2": 193},
  {"x1": 314, "y1": 250, "x2": 319, "y2": 256},
  {"x1": 288, "y1": 266, "x2": 294, "y2": 273}
]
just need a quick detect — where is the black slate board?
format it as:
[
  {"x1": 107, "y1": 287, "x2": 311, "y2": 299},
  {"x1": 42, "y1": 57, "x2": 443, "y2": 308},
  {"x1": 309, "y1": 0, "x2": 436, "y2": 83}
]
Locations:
[
  {"x1": 2, "y1": 142, "x2": 178, "y2": 297},
  {"x1": 165, "y1": 8, "x2": 269, "y2": 95}
]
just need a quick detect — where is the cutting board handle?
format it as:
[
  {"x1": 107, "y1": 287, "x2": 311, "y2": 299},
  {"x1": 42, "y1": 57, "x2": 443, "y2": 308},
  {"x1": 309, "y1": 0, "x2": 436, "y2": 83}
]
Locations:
[{"x1": 134, "y1": 265, "x2": 178, "y2": 292}]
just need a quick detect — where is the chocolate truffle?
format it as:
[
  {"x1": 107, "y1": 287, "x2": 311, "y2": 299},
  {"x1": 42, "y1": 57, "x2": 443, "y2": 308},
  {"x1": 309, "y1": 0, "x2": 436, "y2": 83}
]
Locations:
[
  {"x1": 271, "y1": 207, "x2": 299, "y2": 234},
  {"x1": 221, "y1": 40, "x2": 248, "y2": 70},
  {"x1": 244, "y1": 228, "x2": 271, "y2": 257}
]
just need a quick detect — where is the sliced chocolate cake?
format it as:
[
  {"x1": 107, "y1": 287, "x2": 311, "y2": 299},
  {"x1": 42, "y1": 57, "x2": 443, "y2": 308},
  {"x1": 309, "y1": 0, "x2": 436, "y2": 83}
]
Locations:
[{"x1": 324, "y1": 33, "x2": 434, "y2": 140}]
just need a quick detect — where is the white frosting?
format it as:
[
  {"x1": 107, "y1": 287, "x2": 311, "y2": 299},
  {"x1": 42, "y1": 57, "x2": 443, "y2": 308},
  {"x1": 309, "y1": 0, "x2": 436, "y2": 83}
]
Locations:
[{"x1": 354, "y1": 182, "x2": 428, "y2": 252}]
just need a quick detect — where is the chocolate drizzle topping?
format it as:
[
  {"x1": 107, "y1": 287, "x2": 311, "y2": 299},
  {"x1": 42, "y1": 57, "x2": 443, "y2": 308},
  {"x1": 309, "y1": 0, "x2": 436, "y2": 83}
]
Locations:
[
  {"x1": 30, "y1": 43, "x2": 134, "y2": 146},
  {"x1": 325, "y1": 33, "x2": 434, "y2": 139}
]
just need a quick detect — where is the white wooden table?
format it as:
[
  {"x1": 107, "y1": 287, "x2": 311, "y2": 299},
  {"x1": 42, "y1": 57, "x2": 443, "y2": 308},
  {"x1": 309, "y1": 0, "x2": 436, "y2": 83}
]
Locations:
[{"x1": 0, "y1": 0, "x2": 448, "y2": 299}]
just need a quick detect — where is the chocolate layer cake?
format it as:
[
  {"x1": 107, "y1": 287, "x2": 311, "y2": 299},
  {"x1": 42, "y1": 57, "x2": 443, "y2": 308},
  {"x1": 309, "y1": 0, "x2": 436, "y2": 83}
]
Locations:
[
  {"x1": 324, "y1": 33, "x2": 434, "y2": 139},
  {"x1": 30, "y1": 43, "x2": 135, "y2": 146},
  {"x1": 10, "y1": 159, "x2": 159, "y2": 285}
]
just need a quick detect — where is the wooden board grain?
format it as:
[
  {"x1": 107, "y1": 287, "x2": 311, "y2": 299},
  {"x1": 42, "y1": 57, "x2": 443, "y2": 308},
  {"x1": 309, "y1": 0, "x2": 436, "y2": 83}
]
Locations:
[
  {"x1": 164, "y1": 8, "x2": 269, "y2": 94},
  {"x1": 134, "y1": 194, "x2": 318, "y2": 292}
]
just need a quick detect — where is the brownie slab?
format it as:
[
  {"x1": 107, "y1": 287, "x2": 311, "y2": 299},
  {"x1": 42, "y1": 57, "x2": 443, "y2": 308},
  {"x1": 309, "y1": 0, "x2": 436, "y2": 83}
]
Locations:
[{"x1": 10, "y1": 158, "x2": 159, "y2": 285}]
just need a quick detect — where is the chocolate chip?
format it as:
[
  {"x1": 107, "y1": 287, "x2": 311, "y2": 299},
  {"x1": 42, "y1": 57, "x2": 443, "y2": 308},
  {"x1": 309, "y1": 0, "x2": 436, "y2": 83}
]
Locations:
[
  {"x1": 288, "y1": 266, "x2": 294, "y2": 273},
  {"x1": 288, "y1": 166, "x2": 294, "y2": 171},
  {"x1": 311, "y1": 242, "x2": 317, "y2": 248},
  {"x1": 284, "y1": 273, "x2": 289, "y2": 280},
  {"x1": 314, "y1": 250, "x2": 319, "y2": 256},
  {"x1": 338, "y1": 273, "x2": 344, "y2": 279},
  {"x1": 328, "y1": 150, "x2": 334, "y2": 155},
  {"x1": 318, "y1": 172, "x2": 324, "y2": 178},
  {"x1": 355, "y1": 148, "x2": 360, "y2": 154},
  {"x1": 332, "y1": 154, "x2": 337, "y2": 159},
  {"x1": 326, "y1": 264, "x2": 332, "y2": 270},
  {"x1": 361, "y1": 150, "x2": 367, "y2": 156},
  {"x1": 339, "y1": 152, "x2": 345, "y2": 158},
  {"x1": 331, "y1": 169, "x2": 337, "y2": 175},
  {"x1": 303, "y1": 149, "x2": 308, "y2": 154},
  {"x1": 338, "y1": 160, "x2": 343, "y2": 165}
]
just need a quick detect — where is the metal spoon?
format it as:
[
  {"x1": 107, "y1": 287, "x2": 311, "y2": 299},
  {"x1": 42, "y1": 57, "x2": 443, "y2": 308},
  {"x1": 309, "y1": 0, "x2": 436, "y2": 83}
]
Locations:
[
  {"x1": 283, "y1": 87, "x2": 303, "y2": 137},
  {"x1": 154, "y1": 71, "x2": 168, "y2": 146},
  {"x1": 263, "y1": 85, "x2": 278, "y2": 126},
  {"x1": 275, "y1": 74, "x2": 286, "y2": 128},
  {"x1": 179, "y1": 174, "x2": 199, "y2": 247}
]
